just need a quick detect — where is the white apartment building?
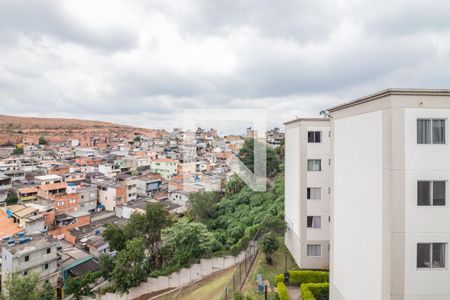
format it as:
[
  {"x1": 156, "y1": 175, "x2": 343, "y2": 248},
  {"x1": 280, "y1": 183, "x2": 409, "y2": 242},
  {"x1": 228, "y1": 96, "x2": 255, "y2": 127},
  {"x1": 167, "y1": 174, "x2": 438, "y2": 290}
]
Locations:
[
  {"x1": 284, "y1": 118, "x2": 331, "y2": 269},
  {"x1": 328, "y1": 89, "x2": 450, "y2": 300},
  {"x1": 1, "y1": 236, "x2": 58, "y2": 296}
]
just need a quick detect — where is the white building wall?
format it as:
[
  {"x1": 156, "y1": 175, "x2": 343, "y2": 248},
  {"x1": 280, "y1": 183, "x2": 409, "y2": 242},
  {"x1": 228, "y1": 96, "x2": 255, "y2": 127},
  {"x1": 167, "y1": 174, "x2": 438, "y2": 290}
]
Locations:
[
  {"x1": 331, "y1": 111, "x2": 384, "y2": 300},
  {"x1": 285, "y1": 120, "x2": 330, "y2": 270},
  {"x1": 402, "y1": 108, "x2": 450, "y2": 298},
  {"x1": 285, "y1": 124, "x2": 302, "y2": 267}
]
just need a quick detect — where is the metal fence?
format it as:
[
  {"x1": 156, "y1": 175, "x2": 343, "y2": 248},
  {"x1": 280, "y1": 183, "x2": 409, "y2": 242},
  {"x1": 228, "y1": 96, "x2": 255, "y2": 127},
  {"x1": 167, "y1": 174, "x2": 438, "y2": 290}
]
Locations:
[{"x1": 218, "y1": 238, "x2": 259, "y2": 300}]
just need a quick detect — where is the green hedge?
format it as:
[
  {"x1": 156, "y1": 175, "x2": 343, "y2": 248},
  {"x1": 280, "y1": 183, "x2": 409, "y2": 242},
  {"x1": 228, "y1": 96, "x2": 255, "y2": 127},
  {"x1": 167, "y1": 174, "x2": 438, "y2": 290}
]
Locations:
[
  {"x1": 288, "y1": 270, "x2": 328, "y2": 285},
  {"x1": 277, "y1": 282, "x2": 289, "y2": 300},
  {"x1": 274, "y1": 273, "x2": 284, "y2": 284},
  {"x1": 301, "y1": 283, "x2": 329, "y2": 300}
]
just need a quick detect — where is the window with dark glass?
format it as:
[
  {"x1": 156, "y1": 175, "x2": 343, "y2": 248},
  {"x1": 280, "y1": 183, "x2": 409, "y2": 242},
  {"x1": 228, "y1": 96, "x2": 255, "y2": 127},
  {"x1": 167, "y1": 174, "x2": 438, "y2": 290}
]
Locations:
[
  {"x1": 308, "y1": 131, "x2": 321, "y2": 143},
  {"x1": 417, "y1": 181, "x2": 446, "y2": 206},
  {"x1": 307, "y1": 187, "x2": 321, "y2": 200},
  {"x1": 307, "y1": 216, "x2": 321, "y2": 228},
  {"x1": 417, "y1": 243, "x2": 446, "y2": 268},
  {"x1": 418, "y1": 119, "x2": 446, "y2": 144}
]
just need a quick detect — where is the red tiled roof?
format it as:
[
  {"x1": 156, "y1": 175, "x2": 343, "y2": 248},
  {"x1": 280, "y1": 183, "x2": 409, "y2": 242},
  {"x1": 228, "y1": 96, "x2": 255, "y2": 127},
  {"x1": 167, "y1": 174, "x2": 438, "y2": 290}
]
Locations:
[{"x1": 39, "y1": 182, "x2": 67, "y2": 191}]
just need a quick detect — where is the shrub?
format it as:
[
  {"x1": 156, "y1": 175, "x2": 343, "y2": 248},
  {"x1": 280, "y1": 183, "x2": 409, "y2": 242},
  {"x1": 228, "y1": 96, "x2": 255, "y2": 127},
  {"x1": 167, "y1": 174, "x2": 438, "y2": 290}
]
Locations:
[
  {"x1": 301, "y1": 283, "x2": 329, "y2": 300},
  {"x1": 277, "y1": 282, "x2": 289, "y2": 300},
  {"x1": 274, "y1": 273, "x2": 284, "y2": 284},
  {"x1": 288, "y1": 270, "x2": 328, "y2": 285}
]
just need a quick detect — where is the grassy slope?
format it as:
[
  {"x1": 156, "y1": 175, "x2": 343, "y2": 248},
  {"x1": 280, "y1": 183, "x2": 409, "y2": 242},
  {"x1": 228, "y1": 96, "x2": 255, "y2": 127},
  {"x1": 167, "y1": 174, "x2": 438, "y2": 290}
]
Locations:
[
  {"x1": 154, "y1": 267, "x2": 236, "y2": 300},
  {"x1": 241, "y1": 239, "x2": 299, "y2": 299}
]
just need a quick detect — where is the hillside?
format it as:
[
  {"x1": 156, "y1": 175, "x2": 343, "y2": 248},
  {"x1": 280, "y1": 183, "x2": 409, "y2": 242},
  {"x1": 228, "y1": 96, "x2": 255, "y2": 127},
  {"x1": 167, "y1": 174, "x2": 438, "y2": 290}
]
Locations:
[{"x1": 0, "y1": 115, "x2": 166, "y2": 145}]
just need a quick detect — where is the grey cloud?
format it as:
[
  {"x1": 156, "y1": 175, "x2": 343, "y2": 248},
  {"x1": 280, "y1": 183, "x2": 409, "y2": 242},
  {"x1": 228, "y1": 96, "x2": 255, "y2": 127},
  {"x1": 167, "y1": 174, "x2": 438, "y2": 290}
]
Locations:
[
  {"x1": 0, "y1": 0, "x2": 137, "y2": 51},
  {"x1": 2, "y1": 0, "x2": 450, "y2": 130}
]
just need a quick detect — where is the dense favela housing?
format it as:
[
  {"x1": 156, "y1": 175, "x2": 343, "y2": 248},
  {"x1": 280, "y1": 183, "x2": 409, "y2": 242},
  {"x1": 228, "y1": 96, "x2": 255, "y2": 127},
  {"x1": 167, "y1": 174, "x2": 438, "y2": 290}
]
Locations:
[{"x1": 0, "y1": 122, "x2": 283, "y2": 298}]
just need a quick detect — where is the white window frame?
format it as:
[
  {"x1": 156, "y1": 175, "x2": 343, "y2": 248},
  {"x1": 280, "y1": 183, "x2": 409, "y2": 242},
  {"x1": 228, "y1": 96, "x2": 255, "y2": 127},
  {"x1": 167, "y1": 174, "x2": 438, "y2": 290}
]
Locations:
[
  {"x1": 307, "y1": 244, "x2": 322, "y2": 257},
  {"x1": 307, "y1": 159, "x2": 321, "y2": 172},
  {"x1": 307, "y1": 131, "x2": 321, "y2": 143},
  {"x1": 417, "y1": 242, "x2": 447, "y2": 269},
  {"x1": 307, "y1": 216, "x2": 321, "y2": 229},
  {"x1": 307, "y1": 187, "x2": 321, "y2": 200},
  {"x1": 417, "y1": 180, "x2": 447, "y2": 206},
  {"x1": 417, "y1": 118, "x2": 447, "y2": 145}
]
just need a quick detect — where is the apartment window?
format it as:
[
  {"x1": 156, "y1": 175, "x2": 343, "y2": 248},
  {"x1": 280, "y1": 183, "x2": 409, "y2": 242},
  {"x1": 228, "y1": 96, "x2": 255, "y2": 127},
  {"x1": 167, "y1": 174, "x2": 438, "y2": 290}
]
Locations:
[
  {"x1": 417, "y1": 243, "x2": 446, "y2": 268},
  {"x1": 308, "y1": 131, "x2": 321, "y2": 143},
  {"x1": 417, "y1": 119, "x2": 446, "y2": 144},
  {"x1": 307, "y1": 188, "x2": 321, "y2": 200},
  {"x1": 307, "y1": 244, "x2": 322, "y2": 257},
  {"x1": 23, "y1": 271, "x2": 28, "y2": 276},
  {"x1": 44, "y1": 263, "x2": 49, "y2": 270},
  {"x1": 417, "y1": 181, "x2": 446, "y2": 206},
  {"x1": 307, "y1": 216, "x2": 321, "y2": 228},
  {"x1": 47, "y1": 248, "x2": 51, "y2": 254},
  {"x1": 307, "y1": 159, "x2": 321, "y2": 171},
  {"x1": 24, "y1": 255, "x2": 29, "y2": 262}
]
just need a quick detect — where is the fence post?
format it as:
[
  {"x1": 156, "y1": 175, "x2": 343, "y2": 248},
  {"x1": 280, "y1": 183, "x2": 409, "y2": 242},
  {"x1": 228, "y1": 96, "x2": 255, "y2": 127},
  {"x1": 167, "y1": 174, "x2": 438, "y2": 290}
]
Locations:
[
  {"x1": 244, "y1": 252, "x2": 247, "y2": 273},
  {"x1": 232, "y1": 272, "x2": 235, "y2": 292}
]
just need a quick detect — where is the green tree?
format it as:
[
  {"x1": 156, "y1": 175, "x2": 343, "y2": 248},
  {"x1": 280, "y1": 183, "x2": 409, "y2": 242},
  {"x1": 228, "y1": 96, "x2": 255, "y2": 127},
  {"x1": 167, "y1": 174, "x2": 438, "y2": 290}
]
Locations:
[
  {"x1": 274, "y1": 138, "x2": 285, "y2": 162},
  {"x1": 125, "y1": 203, "x2": 172, "y2": 268},
  {"x1": 99, "y1": 254, "x2": 115, "y2": 279},
  {"x1": 225, "y1": 175, "x2": 245, "y2": 195},
  {"x1": 6, "y1": 192, "x2": 18, "y2": 205},
  {"x1": 110, "y1": 237, "x2": 148, "y2": 295},
  {"x1": 65, "y1": 271, "x2": 100, "y2": 300},
  {"x1": 187, "y1": 192, "x2": 221, "y2": 222},
  {"x1": 259, "y1": 232, "x2": 279, "y2": 264},
  {"x1": 39, "y1": 282, "x2": 55, "y2": 300},
  {"x1": 238, "y1": 138, "x2": 279, "y2": 176},
  {"x1": 3, "y1": 273, "x2": 54, "y2": 300},
  {"x1": 260, "y1": 215, "x2": 287, "y2": 236},
  {"x1": 12, "y1": 145, "x2": 23, "y2": 155},
  {"x1": 38, "y1": 136, "x2": 48, "y2": 145},
  {"x1": 162, "y1": 218, "x2": 218, "y2": 265},
  {"x1": 103, "y1": 203, "x2": 172, "y2": 269},
  {"x1": 103, "y1": 224, "x2": 127, "y2": 251}
]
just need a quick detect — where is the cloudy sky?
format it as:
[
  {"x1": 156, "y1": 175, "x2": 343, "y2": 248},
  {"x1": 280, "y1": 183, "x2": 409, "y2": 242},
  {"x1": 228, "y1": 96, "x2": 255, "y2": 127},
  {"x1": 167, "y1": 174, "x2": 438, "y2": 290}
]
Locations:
[{"x1": 1, "y1": 0, "x2": 450, "y2": 130}]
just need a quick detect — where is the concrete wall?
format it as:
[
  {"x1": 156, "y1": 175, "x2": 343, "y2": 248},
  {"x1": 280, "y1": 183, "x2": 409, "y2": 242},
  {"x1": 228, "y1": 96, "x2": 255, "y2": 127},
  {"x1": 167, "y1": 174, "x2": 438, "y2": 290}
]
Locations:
[{"x1": 88, "y1": 251, "x2": 249, "y2": 300}]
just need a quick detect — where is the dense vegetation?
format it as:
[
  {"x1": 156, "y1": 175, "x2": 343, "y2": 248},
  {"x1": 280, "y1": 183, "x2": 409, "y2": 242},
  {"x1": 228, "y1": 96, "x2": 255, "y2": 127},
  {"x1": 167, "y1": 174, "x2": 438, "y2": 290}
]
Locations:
[
  {"x1": 2, "y1": 273, "x2": 54, "y2": 300},
  {"x1": 238, "y1": 138, "x2": 280, "y2": 176}
]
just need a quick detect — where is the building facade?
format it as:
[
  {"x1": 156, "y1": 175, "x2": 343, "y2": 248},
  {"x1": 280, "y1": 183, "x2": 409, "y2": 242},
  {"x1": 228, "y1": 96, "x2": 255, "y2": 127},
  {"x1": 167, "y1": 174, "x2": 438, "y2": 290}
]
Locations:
[
  {"x1": 328, "y1": 89, "x2": 450, "y2": 299},
  {"x1": 1, "y1": 236, "x2": 58, "y2": 296},
  {"x1": 284, "y1": 118, "x2": 331, "y2": 270}
]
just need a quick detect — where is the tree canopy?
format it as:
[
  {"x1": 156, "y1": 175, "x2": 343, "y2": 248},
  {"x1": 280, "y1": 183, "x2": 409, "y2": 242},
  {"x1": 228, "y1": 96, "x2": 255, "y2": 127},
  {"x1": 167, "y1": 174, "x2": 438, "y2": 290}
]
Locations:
[
  {"x1": 3, "y1": 273, "x2": 54, "y2": 300},
  {"x1": 238, "y1": 138, "x2": 279, "y2": 176},
  {"x1": 110, "y1": 237, "x2": 148, "y2": 295},
  {"x1": 187, "y1": 191, "x2": 221, "y2": 222},
  {"x1": 260, "y1": 232, "x2": 279, "y2": 264},
  {"x1": 65, "y1": 271, "x2": 100, "y2": 300},
  {"x1": 162, "y1": 218, "x2": 219, "y2": 267},
  {"x1": 38, "y1": 136, "x2": 48, "y2": 145}
]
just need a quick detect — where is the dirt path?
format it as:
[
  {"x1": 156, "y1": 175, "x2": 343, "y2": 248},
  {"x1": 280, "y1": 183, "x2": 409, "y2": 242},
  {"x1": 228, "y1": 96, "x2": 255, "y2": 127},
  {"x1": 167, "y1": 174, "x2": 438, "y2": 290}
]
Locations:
[{"x1": 287, "y1": 286, "x2": 301, "y2": 300}]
